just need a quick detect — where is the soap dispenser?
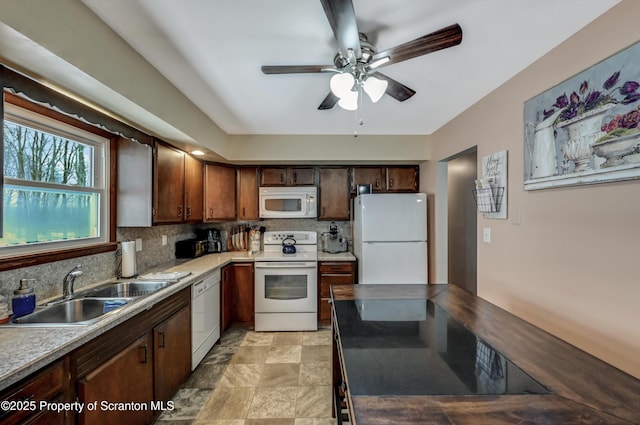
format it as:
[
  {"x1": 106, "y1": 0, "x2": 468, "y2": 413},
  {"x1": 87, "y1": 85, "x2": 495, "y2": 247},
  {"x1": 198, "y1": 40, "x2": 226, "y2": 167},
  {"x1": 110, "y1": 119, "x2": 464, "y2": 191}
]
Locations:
[{"x1": 12, "y1": 279, "x2": 36, "y2": 318}]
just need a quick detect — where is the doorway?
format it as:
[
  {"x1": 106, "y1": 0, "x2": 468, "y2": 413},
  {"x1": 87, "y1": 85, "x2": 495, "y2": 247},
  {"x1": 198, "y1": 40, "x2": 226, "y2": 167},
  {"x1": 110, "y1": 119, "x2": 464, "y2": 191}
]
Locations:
[{"x1": 445, "y1": 147, "x2": 477, "y2": 294}]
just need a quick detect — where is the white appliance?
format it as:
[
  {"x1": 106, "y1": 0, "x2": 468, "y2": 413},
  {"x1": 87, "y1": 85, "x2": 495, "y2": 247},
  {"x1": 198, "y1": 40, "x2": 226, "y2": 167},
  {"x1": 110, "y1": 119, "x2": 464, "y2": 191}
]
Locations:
[
  {"x1": 259, "y1": 186, "x2": 317, "y2": 219},
  {"x1": 191, "y1": 269, "x2": 220, "y2": 370},
  {"x1": 353, "y1": 193, "x2": 428, "y2": 284},
  {"x1": 254, "y1": 231, "x2": 318, "y2": 331}
]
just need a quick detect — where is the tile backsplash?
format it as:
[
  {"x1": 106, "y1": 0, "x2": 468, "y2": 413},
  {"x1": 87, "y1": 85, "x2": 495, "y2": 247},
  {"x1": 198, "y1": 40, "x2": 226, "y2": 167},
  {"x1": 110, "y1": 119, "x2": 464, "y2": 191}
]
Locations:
[{"x1": 0, "y1": 219, "x2": 350, "y2": 306}]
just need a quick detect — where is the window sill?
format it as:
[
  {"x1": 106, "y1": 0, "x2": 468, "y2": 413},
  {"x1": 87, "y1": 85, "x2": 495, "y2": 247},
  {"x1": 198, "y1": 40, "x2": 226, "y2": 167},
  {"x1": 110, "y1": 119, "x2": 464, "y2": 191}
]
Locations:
[{"x1": 0, "y1": 243, "x2": 117, "y2": 272}]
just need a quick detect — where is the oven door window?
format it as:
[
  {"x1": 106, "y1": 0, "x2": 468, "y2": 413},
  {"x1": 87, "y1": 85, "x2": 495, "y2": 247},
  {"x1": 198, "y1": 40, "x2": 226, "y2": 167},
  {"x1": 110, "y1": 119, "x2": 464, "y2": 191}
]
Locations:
[{"x1": 264, "y1": 274, "x2": 308, "y2": 300}]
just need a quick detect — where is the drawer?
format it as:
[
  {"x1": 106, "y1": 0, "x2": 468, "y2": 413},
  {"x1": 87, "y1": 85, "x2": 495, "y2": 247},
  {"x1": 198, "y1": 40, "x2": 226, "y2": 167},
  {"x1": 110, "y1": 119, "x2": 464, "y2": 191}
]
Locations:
[
  {"x1": 319, "y1": 262, "x2": 354, "y2": 273},
  {"x1": 320, "y1": 275, "x2": 354, "y2": 297}
]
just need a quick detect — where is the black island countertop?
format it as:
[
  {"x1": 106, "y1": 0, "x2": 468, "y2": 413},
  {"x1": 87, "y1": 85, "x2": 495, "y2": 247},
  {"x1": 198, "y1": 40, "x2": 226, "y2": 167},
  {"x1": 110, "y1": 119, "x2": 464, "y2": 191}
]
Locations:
[{"x1": 330, "y1": 284, "x2": 640, "y2": 425}]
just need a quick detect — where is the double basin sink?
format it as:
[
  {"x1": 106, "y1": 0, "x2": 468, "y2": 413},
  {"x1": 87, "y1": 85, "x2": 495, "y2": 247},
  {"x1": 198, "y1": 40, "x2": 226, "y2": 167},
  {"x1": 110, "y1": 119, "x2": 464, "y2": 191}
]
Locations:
[{"x1": 11, "y1": 281, "x2": 172, "y2": 326}]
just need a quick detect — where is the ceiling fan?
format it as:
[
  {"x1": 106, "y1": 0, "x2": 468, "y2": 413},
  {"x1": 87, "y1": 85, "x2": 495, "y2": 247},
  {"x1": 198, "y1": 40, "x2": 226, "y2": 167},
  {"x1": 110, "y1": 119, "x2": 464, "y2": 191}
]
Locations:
[{"x1": 261, "y1": 0, "x2": 463, "y2": 111}]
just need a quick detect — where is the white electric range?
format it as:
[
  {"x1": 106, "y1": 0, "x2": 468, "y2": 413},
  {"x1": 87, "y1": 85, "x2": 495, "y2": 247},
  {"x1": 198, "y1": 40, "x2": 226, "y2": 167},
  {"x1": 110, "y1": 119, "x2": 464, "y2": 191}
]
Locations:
[{"x1": 254, "y1": 231, "x2": 318, "y2": 331}]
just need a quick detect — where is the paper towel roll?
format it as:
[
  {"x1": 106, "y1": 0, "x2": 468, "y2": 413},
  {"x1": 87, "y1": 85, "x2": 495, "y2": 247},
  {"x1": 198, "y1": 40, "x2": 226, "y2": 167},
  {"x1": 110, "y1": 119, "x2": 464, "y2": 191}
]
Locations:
[{"x1": 121, "y1": 241, "x2": 137, "y2": 278}]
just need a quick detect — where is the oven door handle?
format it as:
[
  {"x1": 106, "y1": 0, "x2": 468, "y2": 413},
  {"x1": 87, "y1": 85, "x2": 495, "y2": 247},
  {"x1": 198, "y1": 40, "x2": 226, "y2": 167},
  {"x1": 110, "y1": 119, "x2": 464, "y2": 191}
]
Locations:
[{"x1": 255, "y1": 261, "x2": 317, "y2": 268}]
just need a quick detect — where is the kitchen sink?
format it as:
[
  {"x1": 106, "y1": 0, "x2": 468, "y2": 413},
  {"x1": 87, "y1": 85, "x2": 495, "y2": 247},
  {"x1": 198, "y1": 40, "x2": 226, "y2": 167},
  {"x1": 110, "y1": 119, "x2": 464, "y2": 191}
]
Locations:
[
  {"x1": 12, "y1": 298, "x2": 133, "y2": 326},
  {"x1": 81, "y1": 281, "x2": 171, "y2": 298}
]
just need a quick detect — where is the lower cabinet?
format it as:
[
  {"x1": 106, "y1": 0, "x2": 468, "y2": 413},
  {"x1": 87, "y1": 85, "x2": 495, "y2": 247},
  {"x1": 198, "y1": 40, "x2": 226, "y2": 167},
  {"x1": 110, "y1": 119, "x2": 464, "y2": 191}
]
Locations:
[
  {"x1": 0, "y1": 359, "x2": 69, "y2": 425},
  {"x1": 222, "y1": 263, "x2": 255, "y2": 330},
  {"x1": 77, "y1": 333, "x2": 154, "y2": 425},
  {"x1": 73, "y1": 288, "x2": 191, "y2": 425},
  {"x1": 318, "y1": 261, "x2": 355, "y2": 323},
  {"x1": 153, "y1": 305, "x2": 191, "y2": 402}
]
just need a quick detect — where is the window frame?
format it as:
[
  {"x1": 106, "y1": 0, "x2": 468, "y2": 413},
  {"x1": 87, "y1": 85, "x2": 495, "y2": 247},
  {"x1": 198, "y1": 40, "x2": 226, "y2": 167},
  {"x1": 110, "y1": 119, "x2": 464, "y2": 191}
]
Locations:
[{"x1": 0, "y1": 92, "x2": 117, "y2": 271}]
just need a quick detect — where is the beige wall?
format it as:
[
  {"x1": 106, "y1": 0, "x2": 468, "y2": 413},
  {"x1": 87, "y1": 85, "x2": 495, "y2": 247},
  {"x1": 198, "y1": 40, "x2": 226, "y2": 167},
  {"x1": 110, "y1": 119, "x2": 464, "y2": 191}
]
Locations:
[{"x1": 423, "y1": 0, "x2": 640, "y2": 378}]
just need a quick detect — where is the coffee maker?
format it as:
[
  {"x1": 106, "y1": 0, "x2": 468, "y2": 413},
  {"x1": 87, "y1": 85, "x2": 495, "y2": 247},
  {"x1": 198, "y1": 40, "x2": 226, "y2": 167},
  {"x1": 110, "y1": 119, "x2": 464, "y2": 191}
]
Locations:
[{"x1": 197, "y1": 228, "x2": 222, "y2": 253}]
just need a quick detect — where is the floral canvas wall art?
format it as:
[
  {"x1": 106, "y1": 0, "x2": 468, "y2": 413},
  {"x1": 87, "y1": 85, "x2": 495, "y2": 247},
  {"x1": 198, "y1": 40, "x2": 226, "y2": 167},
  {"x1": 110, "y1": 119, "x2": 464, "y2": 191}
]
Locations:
[{"x1": 524, "y1": 41, "x2": 640, "y2": 190}]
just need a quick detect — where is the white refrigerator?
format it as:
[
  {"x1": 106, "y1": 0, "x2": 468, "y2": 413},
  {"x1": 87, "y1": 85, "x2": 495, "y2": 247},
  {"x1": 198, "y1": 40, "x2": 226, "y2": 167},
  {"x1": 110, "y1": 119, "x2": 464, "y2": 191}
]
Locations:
[{"x1": 353, "y1": 193, "x2": 428, "y2": 284}]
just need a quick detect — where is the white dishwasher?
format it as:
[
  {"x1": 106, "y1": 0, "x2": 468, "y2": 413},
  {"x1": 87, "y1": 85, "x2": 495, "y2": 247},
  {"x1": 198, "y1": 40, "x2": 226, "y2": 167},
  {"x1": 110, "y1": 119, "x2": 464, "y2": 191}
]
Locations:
[{"x1": 191, "y1": 269, "x2": 220, "y2": 370}]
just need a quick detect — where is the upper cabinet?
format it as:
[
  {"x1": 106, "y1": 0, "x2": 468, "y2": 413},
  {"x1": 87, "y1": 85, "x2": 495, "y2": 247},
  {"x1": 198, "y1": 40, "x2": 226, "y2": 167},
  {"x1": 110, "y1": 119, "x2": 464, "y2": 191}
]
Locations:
[
  {"x1": 237, "y1": 166, "x2": 259, "y2": 221},
  {"x1": 204, "y1": 163, "x2": 236, "y2": 221},
  {"x1": 261, "y1": 166, "x2": 315, "y2": 186},
  {"x1": 154, "y1": 142, "x2": 186, "y2": 224},
  {"x1": 153, "y1": 141, "x2": 204, "y2": 225},
  {"x1": 319, "y1": 167, "x2": 350, "y2": 221},
  {"x1": 351, "y1": 166, "x2": 418, "y2": 193}
]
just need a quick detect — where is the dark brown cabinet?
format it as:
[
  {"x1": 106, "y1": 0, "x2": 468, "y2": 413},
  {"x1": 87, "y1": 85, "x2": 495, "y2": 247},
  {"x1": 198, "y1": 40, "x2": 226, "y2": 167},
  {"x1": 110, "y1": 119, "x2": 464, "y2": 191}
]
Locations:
[
  {"x1": 184, "y1": 154, "x2": 204, "y2": 222},
  {"x1": 237, "y1": 166, "x2": 259, "y2": 221},
  {"x1": 78, "y1": 333, "x2": 154, "y2": 425},
  {"x1": 221, "y1": 263, "x2": 255, "y2": 329},
  {"x1": 319, "y1": 167, "x2": 350, "y2": 220},
  {"x1": 318, "y1": 261, "x2": 355, "y2": 323},
  {"x1": 153, "y1": 142, "x2": 204, "y2": 224},
  {"x1": 261, "y1": 167, "x2": 315, "y2": 186},
  {"x1": 204, "y1": 163, "x2": 236, "y2": 221},
  {"x1": 351, "y1": 166, "x2": 418, "y2": 193},
  {"x1": 153, "y1": 305, "x2": 191, "y2": 403},
  {"x1": 386, "y1": 166, "x2": 418, "y2": 192},
  {"x1": 0, "y1": 360, "x2": 69, "y2": 425},
  {"x1": 154, "y1": 143, "x2": 185, "y2": 224}
]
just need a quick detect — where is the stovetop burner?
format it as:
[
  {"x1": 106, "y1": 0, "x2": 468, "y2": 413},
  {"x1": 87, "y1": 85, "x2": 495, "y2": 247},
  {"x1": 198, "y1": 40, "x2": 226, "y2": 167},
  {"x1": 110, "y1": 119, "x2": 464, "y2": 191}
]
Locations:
[{"x1": 257, "y1": 231, "x2": 318, "y2": 262}]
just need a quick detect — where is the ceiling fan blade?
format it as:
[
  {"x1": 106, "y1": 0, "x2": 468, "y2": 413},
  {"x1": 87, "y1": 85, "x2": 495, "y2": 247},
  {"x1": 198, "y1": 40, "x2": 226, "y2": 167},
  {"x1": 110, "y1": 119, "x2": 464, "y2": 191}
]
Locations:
[
  {"x1": 371, "y1": 23, "x2": 462, "y2": 67},
  {"x1": 318, "y1": 92, "x2": 340, "y2": 110},
  {"x1": 372, "y1": 73, "x2": 416, "y2": 102},
  {"x1": 320, "y1": 0, "x2": 362, "y2": 59},
  {"x1": 261, "y1": 65, "x2": 336, "y2": 74}
]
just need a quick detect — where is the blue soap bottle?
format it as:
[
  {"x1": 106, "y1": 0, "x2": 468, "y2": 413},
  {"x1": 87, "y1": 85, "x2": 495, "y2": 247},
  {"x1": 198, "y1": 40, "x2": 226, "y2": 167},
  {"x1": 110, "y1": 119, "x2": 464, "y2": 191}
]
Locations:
[{"x1": 12, "y1": 279, "x2": 36, "y2": 318}]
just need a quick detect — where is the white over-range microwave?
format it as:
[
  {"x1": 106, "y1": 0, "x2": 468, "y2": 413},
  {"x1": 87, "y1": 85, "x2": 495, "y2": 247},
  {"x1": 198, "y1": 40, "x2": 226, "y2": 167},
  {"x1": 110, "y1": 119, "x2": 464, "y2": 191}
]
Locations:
[{"x1": 259, "y1": 186, "x2": 317, "y2": 219}]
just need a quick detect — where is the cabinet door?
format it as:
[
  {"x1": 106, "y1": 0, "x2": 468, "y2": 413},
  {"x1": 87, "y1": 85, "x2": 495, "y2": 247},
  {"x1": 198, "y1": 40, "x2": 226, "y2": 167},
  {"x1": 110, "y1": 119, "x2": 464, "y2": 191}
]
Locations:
[
  {"x1": 237, "y1": 166, "x2": 259, "y2": 220},
  {"x1": 319, "y1": 167, "x2": 350, "y2": 220},
  {"x1": 233, "y1": 263, "x2": 255, "y2": 324},
  {"x1": 289, "y1": 167, "x2": 315, "y2": 185},
  {"x1": 154, "y1": 306, "x2": 191, "y2": 403},
  {"x1": 184, "y1": 154, "x2": 203, "y2": 222},
  {"x1": 77, "y1": 333, "x2": 154, "y2": 425},
  {"x1": 261, "y1": 167, "x2": 288, "y2": 186},
  {"x1": 221, "y1": 265, "x2": 234, "y2": 333},
  {"x1": 154, "y1": 143, "x2": 185, "y2": 224},
  {"x1": 386, "y1": 167, "x2": 418, "y2": 192},
  {"x1": 351, "y1": 167, "x2": 385, "y2": 192},
  {"x1": 204, "y1": 163, "x2": 236, "y2": 221}
]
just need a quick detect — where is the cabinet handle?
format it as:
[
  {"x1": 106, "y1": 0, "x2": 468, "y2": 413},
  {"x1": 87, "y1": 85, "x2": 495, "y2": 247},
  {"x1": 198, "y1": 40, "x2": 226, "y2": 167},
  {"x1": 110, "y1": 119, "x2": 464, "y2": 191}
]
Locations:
[
  {"x1": 375, "y1": 179, "x2": 380, "y2": 188},
  {"x1": 209, "y1": 208, "x2": 214, "y2": 218},
  {"x1": 280, "y1": 173, "x2": 284, "y2": 183},
  {"x1": 158, "y1": 332, "x2": 166, "y2": 348},
  {"x1": 293, "y1": 172, "x2": 297, "y2": 183},
  {"x1": 139, "y1": 345, "x2": 148, "y2": 363},
  {"x1": 177, "y1": 205, "x2": 183, "y2": 218},
  {"x1": 389, "y1": 178, "x2": 394, "y2": 188},
  {"x1": 186, "y1": 205, "x2": 192, "y2": 217}
]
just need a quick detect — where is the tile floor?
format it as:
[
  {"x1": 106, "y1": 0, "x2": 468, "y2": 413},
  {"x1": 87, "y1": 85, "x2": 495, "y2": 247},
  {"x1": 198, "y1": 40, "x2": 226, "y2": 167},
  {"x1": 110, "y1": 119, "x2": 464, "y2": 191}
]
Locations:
[{"x1": 154, "y1": 327, "x2": 337, "y2": 425}]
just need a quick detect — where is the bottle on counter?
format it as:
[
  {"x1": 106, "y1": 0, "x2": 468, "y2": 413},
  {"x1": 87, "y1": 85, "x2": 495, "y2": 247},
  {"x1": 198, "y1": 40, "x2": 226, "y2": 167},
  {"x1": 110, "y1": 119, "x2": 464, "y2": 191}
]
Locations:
[
  {"x1": 0, "y1": 294, "x2": 9, "y2": 324},
  {"x1": 12, "y1": 279, "x2": 36, "y2": 318}
]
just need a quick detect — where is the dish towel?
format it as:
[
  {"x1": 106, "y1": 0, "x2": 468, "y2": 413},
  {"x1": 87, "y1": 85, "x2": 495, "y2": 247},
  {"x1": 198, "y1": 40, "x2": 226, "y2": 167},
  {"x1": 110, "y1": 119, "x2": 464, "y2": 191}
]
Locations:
[{"x1": 103, "y1": 299, "x2": 128, "y2": 313}]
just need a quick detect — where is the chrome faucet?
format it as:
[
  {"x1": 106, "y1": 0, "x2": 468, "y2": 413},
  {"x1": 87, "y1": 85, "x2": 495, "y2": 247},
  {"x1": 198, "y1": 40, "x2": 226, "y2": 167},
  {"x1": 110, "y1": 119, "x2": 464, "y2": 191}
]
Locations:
[{"x1": 62, "y1": 264, "x2": 83, "y2": 299}]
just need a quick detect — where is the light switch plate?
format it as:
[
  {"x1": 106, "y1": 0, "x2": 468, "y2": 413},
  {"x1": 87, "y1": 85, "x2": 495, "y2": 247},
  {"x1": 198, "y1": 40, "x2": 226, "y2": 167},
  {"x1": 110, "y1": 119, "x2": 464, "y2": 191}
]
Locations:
[
  {"x1": 483, "y1": 228, "x2": 491, "y2": 243},
  {"x1": 135, "y1": 238, "x2": 143, "y2": 252},
  {"x1": 162, "y1": 235, "x2": 167, "y2": 246}
]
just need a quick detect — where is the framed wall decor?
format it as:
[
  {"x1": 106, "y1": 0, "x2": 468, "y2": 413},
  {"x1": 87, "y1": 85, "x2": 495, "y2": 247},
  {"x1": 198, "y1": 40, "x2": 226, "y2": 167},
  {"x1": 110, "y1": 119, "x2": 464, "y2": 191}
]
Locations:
[{"x1": 524, "y1": 41, "x2": 640, "y2": 190}]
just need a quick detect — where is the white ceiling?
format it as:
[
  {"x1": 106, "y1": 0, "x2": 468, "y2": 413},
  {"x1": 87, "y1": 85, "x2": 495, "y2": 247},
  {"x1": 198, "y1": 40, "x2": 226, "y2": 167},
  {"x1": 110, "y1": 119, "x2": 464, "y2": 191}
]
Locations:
[{"x1": 80, "y1": 0, "x2": 620, "y2": 137}]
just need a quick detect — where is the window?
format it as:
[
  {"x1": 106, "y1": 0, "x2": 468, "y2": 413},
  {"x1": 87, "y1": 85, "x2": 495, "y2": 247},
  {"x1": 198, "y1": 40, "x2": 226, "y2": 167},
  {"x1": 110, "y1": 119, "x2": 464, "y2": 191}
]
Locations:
[{"x1": 1, "y1": 103, "x2": 109, "y2": 257}]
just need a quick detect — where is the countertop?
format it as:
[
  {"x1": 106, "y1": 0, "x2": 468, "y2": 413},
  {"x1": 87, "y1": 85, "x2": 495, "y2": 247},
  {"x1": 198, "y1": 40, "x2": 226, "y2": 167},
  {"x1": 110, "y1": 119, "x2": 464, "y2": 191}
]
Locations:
[
  {"x1": 0, "y1": 250, "x2": 356, "y2": 391},
  {"x1": 331, "y1": 284, "x2": 640, "y2": 425},
  {"x1": 0, "y1": 251, "x2": 258, "y2": 392}
]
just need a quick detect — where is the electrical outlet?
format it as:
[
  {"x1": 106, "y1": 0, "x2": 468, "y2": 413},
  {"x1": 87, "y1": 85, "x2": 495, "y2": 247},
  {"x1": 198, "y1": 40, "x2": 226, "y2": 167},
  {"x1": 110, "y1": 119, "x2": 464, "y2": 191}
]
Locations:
[
  {"x1": 483, "y1": 228, "x2": 491, "y2": 243},
  {"x1": 162, "y1": 235, "x2": 167, "y2": 246},
  {"x1": 135, "y1": 238, "x2": 143, "y2": 252}
]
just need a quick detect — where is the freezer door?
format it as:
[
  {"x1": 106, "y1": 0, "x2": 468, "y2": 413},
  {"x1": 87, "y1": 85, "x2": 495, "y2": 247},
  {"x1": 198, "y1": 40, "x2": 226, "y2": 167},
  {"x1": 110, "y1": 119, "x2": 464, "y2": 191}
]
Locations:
[
  {"x1": 358, "y1": 241, "x2": 428, "y2": 284},
  {"x1": 355, "y1": 193, "x2": 427, "y2": 242}
]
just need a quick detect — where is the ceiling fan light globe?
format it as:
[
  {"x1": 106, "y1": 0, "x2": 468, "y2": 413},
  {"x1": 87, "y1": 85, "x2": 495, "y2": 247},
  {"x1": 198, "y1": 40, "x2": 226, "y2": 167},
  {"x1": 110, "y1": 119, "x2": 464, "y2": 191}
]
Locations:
[
  {"x1": 330, "y1": 73, "x2": 355, "y2": 98},
  {"x1": 338, "y1": 89, "x2": 359, "y2": 110},
  {"x1": 363, "y1": 76, "x2": 388, "y2": 103}
]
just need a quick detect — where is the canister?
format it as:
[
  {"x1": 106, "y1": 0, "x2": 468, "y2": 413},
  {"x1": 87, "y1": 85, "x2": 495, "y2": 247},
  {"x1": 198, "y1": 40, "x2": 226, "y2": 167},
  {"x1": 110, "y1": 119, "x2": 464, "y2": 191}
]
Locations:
[{"x1": 12, "y1": 279, "x2": 36, "y2": 318}]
